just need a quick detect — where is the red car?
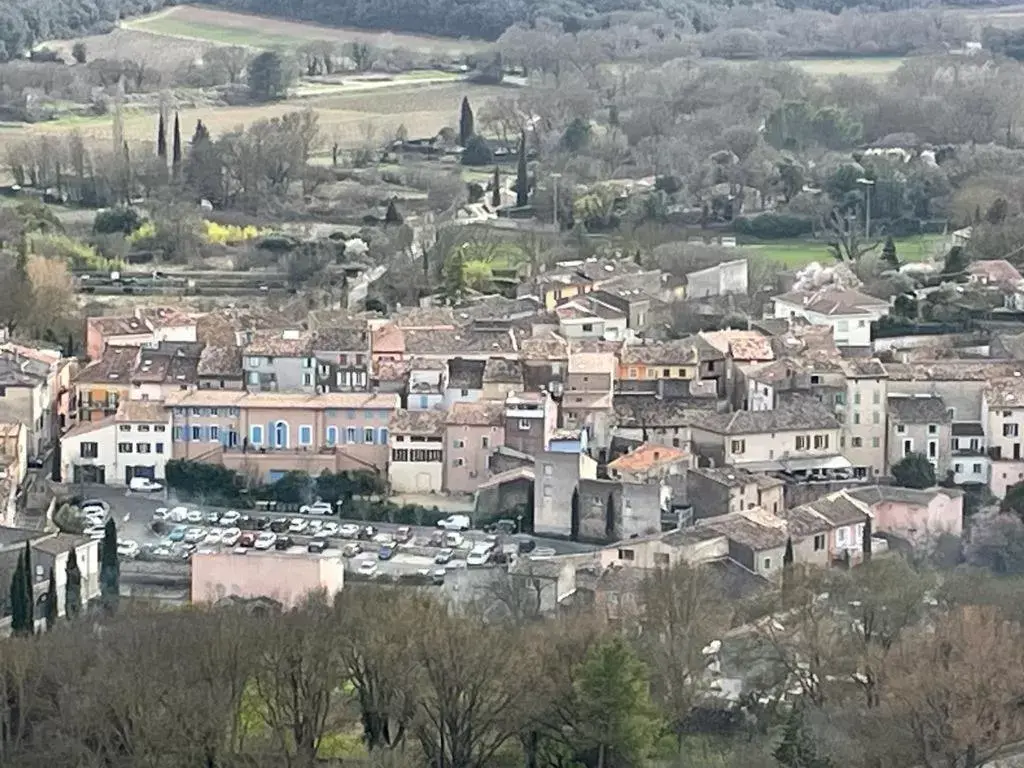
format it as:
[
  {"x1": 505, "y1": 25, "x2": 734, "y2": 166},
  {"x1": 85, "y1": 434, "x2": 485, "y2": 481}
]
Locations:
[{"x1": 239, "y1": 532, "x2": 257, "y2": 548}]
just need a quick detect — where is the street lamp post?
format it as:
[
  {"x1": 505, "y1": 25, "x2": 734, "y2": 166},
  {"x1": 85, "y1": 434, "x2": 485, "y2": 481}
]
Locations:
[
  {"x1": 551, "y1": 172, "x2": 562, "y2": 231},
  {"x1": 856, "y1": 177, "x2": 875, "y2": 239}
]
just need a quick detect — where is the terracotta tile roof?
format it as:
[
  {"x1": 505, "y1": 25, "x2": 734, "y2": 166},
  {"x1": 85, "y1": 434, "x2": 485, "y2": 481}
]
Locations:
[
  {"x1": 374, "y1": 359, "x2": 410, "y2": 381},
  {"x1": 372, "y1": 325, "x2": 405, "y2": 355},
  {"x1": 448, "y1": 358, "x2": 486, "y2": 389},
  {"x1": 569, "y1": 351, "x2": 616, "y2": 375},
  {"x1": 620, "y1": 338, "x2": 702, "y2": 366},
  {"x1": 608, "y1": 443, "x2": 688, "y2": 472},
  {"x1": 392, "y1": 307, "x2": 457, "y2": 329},
  {"x1": 777, "y1": 505, "x2": 834, "y2": 537},
  {"x1": 773, "y1": 288, "x2": 889, "y2": 316},
  {"x1": 887, "y1": 361, "x2": 1024, "y2": 382},
  {"x1": 612, "y1": 397, "x2": 716, "y2": 428},
  {"x1": 847, "y1": 485, "x2": 963, "y2": 506},
  {"x1": 313, "y1": 326, "x2": 369, "y2": 353},
  {"x1": 390, "y1": 409, "x2": 445, "y2": 436},
  {"x1": 446, "y1": 401, "x2": 505, "y2": 426},
  {"x1": 196, "y1": 308, "x2": 286, "y2": 346},
  {"x1": 483, "y1": 357, "x2": 523, "y2": 384},
  {"x1": 802, "y1": 491, "x2": 871, "y2": 527},
  {"x1": 520, "y1": 333, "x2": 568, "y2": 361},
  {"x1": 0, "y1": 423, "x2": 22, "y2": 439},
  {"x1": 88, "y1": 315, "x2": 151, "y2": 336},
  {"x1": 688, "y1": 465, "x2": 780, "y2": 488},
  {"x1": 985, "y1": 376, "x2": 1024, "y2": 408},
  {"x1": 689, "y1": 395, "x2": 840, "y2": 434},
  {"x1": 407, "y1": 357, "x2": 447, "y2": 372},
  {"x1": 134, "y1": 306, "x2": 194, "y2": 329},
  {"x1": 404, "y1": 328, "x2": 516, "y2": 356},
  {"x1": 700, "y1": 330, "x2": 774, "y2": 361},
  {"x1": 75, "y1": 346, "x2": 139, "y2": 385},
  {"x1": 839, "y1": 358, "x2": 888, "y2": 378},
  {"x1": 698, "y1": 509, "x2": 789, "y2": 551},
  {"x1": 197, "y1": 345, "x2": 242, "y2": 378},
  {"x1": 164, "y1": 390, "x2": 400, "y2": 410},
  {"x1": 968, "y1": 259, "x2": 1023, "y2": 286},
  {"x1": 887, "y1": 395, "x2": 951, "y2": 423},
  {"x1": 62, "y1": 416, "x2": 115, "y2": 440},
  {"x1": 0, "y1": 342, "x2": 61, "y2": 366},
  {"x1": 115, "y1": 400, "x2": 167, "y2": 423},
  {"x1": 244, "y1": 329, "x2": 315, "y2": 357}
]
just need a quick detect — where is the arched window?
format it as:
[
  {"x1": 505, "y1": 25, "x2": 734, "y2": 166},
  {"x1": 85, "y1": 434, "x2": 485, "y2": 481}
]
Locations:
[{"x1": 274, "y1": 421, "x2": 289, "y2": 448}]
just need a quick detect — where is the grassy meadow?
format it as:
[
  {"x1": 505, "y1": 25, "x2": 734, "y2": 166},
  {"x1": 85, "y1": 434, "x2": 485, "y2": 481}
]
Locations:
[{"x1": 741, "y1": 234, "x2": 947, "y2": 267}]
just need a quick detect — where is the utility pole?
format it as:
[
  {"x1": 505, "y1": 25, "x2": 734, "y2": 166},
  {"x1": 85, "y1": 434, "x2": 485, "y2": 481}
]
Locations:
[
  {"x1": 857, "y1": 177, "x2": 875, "y2": 239},
  {"x1": 551, "y1": 172, "x2": 562, "y2": 231}
]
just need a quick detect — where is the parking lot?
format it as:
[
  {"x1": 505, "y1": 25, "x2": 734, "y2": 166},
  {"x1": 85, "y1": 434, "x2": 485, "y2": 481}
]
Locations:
[{"x1": 72, "y1": 486, "x2": 589, "y2": 579}]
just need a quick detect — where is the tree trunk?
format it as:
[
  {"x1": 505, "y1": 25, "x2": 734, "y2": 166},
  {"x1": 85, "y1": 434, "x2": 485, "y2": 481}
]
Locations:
[{"x1": 597, "y1": 744, "x2": 606, "y2": 768}]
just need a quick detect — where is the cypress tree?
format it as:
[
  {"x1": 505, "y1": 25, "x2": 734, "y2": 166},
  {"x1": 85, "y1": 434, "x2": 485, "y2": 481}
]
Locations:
[
  {"x1": 65, "y1": 547, "x2": 82, "y2": 619},
  {"x1": 22, "y1": 541, "x2": 33, "y2": 631},
  {"x1": 459, "y1": 96, "x2": 474, "y2": 146},
  {"x1": 491, "y1": 167, "x2": 501, "y2": 209},
  {"x1": 783, "y1": 536, "x2": 794, "y2": 566},
  {"x1": 881, "y1": 235, "x2": 898, "y2": 270},
  {"x1": 172, "y1": 112, "x2": 182, "y2": 170},
  {"x1": 863, "y1": 518, "x2": 873, "y2": 562},
  {"x1": 100, "y1": 518, "x2": 119, "y2": 613},
  {"x1": 157, "y1": 112, "x2": 167, "y2": 159},
  {"x1": 44, "y1": 567, "x2": 57, "y2": 629},
  {"x1": 515, "y1": 132, "x2": 528, "y2": 207},
  {"x1": 8, "y1": 553, "x2": 25, "y2": 634},
  {"x1": 51, "y1": 439, "x2": 61, "y2": 483},
  {"x1": 384, "y1": 199, "x2": 402, "y2": 225}
]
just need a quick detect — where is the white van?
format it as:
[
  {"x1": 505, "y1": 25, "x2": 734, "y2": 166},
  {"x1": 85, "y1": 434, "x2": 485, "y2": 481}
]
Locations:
[
  {"x1": 129, "y1": 477, "x2": 163, "y2": 492},
  {"x1": 437, "y1": 514, "x2": 471, "y2": 531}
]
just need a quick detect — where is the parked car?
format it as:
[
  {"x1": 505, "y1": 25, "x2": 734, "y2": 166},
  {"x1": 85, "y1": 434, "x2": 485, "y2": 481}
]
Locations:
[
  {"x1": 428, "y1": 532, "x2": 445, "y2": 547},
  {"x1": 186, "y1": 510, "x2": 204, "y2": 524},
  {"x1": 307, "y1": 519, "x2": 323, "y2": 535},
  {"x1": 342, "y1": 542, "x2": 363, "y2": 558},
  {"x1": 204, "y1": 528, "x2": 224, "y2": 545},
  {"x1": 219, "y1": 510, "x2": 241, "y2": 527},
  {"x1": 168, "y1": 506, "x2": 189, "y2": 523},
  {"x1": 308, "y1": 537, "x2": 329, "y2": 554},
  {"x1": 254, "y1": 531, "x2": 277, "y2": 550},
  {"x1": 378, "y1": 544, "x2": 396, "y2": 560},
  {"x1": 221, "y1": 527, "x2": 242, "y2": 547},
  {"x1": 274, "y1": 536, "x2": 294, "y2": 551},
  {"x1": 357, "y1": 558, "x2": 378, "y2": 576},
  {"x1": 514, "y1": 536, "x2": 536, "y2": 554},
  {"x1": 204, "y1": 511, "x2": 220, "y2": 525},
  {"x1": 153, "y1": 507, "x2": 169, "y2": 520},
  {"x1": 83, "y1": 513, "x2": 107, "y2": 529},
  {"x1": 237, "y1": 514, "x2": 253, "y2": 530},
  {"x1": 255, "y1": 516, "x2": 272, "y2": 530},
  {"x1": 339, "y1": 523, "x2": 361, "y2": 539},
  {"x1": 395, "y1": 526, "x2": 413, "y2": 544},
  {"x1": 80, "y1": 499, "x2": 110, "y2": 513},
  {"x1": 117, "y1": 540, "x2": 140, "y2": 559},
  {"x1": 434, "y1": 548, "x2": 454, "y2": 565},
  {"x1": 269, "y1": 518, "x2": 289, "y2": 533},
  {"x1": 239, "y1": 532, "x2": 257, "y2": 548},
  {"x1": 184, "y1": 527, "x2": 206, "y2": 544},
  {"x1": 321, "y1": 521, "x2": 339, "y2": 537},
  {"x1": 444, "y1": 532, "x2": 464, "y2": 548},
  {"x1": 431, "y1": 568, "x2": 447, "y2": 586},
  {"x1": 358, "y1": 525, "x2": 377, "y2": 540},
  {"x1": 299, "y1": 501, "x2": 333, "y2": 516},
  {"x1": 373, "y1": 532, "x2": 395, "y2": 545},
  {"x1": 437, "y1": 514, "x2": 471, "y2": 531},
  {"x1": 128, "y1": 477, "x2": 163, "y2": 492},
  {"x1": 288, "y1": 518, "x2": 309, "y2": 534},
  {"x1": 466, "y1": 543, "x2": 495, "y2": 567},
  {"x1": 168, "y1": 525, "x2": 187, "y2": 542}
]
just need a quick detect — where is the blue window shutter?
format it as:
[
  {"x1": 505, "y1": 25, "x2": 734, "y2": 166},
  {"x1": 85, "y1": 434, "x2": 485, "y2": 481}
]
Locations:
[
  {"x1": 379, "y1": 428, "x2": 389, "y2": 445},
  {"x1": 267, "y1": 421, "x2": 275, "y2": 446}
]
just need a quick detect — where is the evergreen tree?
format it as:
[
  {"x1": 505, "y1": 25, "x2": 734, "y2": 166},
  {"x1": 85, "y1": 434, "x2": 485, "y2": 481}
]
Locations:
[
  {"x1": 157, "y1": 112, "x2": 167, "y2": 159},
  {"x1": 65, "y1": 547, "x2": 82, "y2": 619},
  {"x1": 22, "y1": 541, "x2": 33, "y2": 631},
  {"x1": 44, "y1": 567, "x2": 57, "y2": 629},
  {"x1": 172, "y1": 112, "x2": 182, "y2": 170},
  {"x1": 881, "y1": 235, "x2": 899, "y2": 270},
  {"x1": 459, "y1": 96, "x2": 474, "y2": 146},
  {"x1": 384, "y1": 199, "x2": 402, "y2": 225},
  {"x1": 490, "y1": 167, "x2": 501, "y2": 209},
  {"x1": 783, "y1": 537, "x2": 794, "y2": 566},
  {"x1": 891, "y1": 452, "x2": 936, "y2": 489},
  {"x1": 863, "y1": 517, "x2": 873, "y2": 562},
  {"x1": 442, "y1": 245, "x2": 466, "y2": 302},
  {"x1": 774, "y1": 707, "x2": 832, "y2": 768},
  {"x1": 515, "y1": 132, "x2": 528, "y2": 207},
  {"x1": 50, "y1": 438, "x2": 61, "y2": 482},
  {"x1": 100, "y1": 518, "x2": 119, "y2": 612},
  {"x1": 8, "y1": 553, "x2": 25, "y2": 634},
  {"x1": 192, "y1": 119, "x2": 210, "y2": 145}
]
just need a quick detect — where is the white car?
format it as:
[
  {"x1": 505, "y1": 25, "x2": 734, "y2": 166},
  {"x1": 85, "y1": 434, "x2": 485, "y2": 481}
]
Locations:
[
  {"x1": 184, "y1": 527, "x2": 206, "y2": 544},
  {"x1": 129, "y1": 477, "x2": 163, "y2": 492},
  {"x1": 254, "y1": 531, "x2": 277, "y2": 550},
  {"x1": 373, "y1": 532, "x2": 395, "y2": 545},
  {"x1": 169, "y1": 506, "x2": 189, "y2": 523},
  {"x1": 321, "y1": 521, "x2": 339, "y2": 537},
  {"x1": 437, "y1": 514, "x2": 471, "y2": 531},
  {"x1": 80, "y1": 503, "x2": 108, "y2": 518},
  {"x1": 288, "y1": 518, "x2": 308, "y2": 534},
  {"x1": 80, "y1": 498, "x2": 110, "y2": 512},
  {"x1": 186, "y1": 509, "x2": 204, "y2": 524},
  {"x1": 221, "y1": 527, "x2": 242, "y2": 546},
  {"x1": 357, "y1": 558, "x2": 378, "y2": 576},
  {"x1": 466, "y1": 543, "x2": 495, "y2": 567},
  {"x1": 117, "y1": 540, "x2": 140, "y2": 559},
  {"x1": 307, "y1": 520, "x2": 323, "y2": 534},
  {"x1": 339, "y1": 523, "x2": 361, "y2": 539},
  {"x1": 153, "y1": 507, "x2": 169, "y2": 520},
  {"x1": 204, "y1": 528, "x2": 224, "y2": 545},
  {"x1": 83, "y1": 512, "x2": 107, "y2": 528},
  {"x1": 219, "y1": 510, "x2": 241, "y2": 526},
  {"x1": 300, "y1": 501, "x2": 334, "y2": 516},
  {"x1": 84, "y1": 525, "x2": 106, "y2": 540}
]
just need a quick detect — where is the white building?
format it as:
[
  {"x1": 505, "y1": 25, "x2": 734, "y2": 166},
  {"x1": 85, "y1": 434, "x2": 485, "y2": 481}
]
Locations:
[
  {"x1": 387, "y1": 410, "x2": 444, "y2": 493},
  {"x1": 771, "y1": 289, "x2": 889, "y2": 349},
  {"x1": 60, "y1": 400, "x2": 172, "y2": 486}
]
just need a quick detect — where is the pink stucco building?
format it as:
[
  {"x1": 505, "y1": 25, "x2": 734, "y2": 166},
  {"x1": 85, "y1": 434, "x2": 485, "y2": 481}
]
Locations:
[
  {"x1": 191, "y1": 551, "x2": 344, "y2": 608},
  {"x1": 848, "y1": 485, "x2": 963, "y2": 544}
]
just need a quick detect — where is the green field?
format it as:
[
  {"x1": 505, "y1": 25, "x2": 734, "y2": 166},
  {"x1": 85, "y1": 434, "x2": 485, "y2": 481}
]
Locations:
[
  {"x1": 742, "y1": 234, "x2": 947, "y2": 267},
  {"x1": 784, "y1": 56, "x2": 908, "y2": 80},
  {"x1": 125, "y1": 16, "x2": 304, "y2": 47}
]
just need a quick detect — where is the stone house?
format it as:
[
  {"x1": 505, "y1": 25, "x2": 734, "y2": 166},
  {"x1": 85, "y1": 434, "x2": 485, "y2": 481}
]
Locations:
[
  {"x1": 886, "y1": 395, "x2": 952, "y2": 476},
  {"x1": 444, "y1": 402, "x2": 504, "y2": 494}
]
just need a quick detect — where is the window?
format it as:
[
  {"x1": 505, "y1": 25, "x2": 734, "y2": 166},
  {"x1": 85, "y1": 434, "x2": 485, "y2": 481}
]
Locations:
[
  {"x1": 543, "y1": 484, "x2": 552, "y2": 497},
  {"x1": 191, "y1": 407, "x2": 202, "y2": 416},
  {"x1": 814, "y1": 534, "x2": 825, "y2": 551},
  {"x1": 80, "y1": 442, "x2": 98, "y2": 459},
  {"x1": 544, "y1": 464, "x2": 553, "y2": 476},
  {"x1": 928, "y1": 440, "x2": 937, "y2": 458},
  {"x1": 854, "y1": 393, "x2": 861, "y2": 405},
  {"x1": 730, "y1": 439, "x2": 746, "y2": 455},
  {"x1": 928, "y1": 424, "x2": 938, "y2": 435},
  {"x1": 813, "y1": 434, "x2": 829, "y2": 450},
  {"x1": 974, "y1": 463, "x2": 982, "y2": 473},
  {"x1": 835, "y1": 392, "x2": 846, "y2": 405},
  {"x1": 853, "y1": 412, "x2": 860, "y2": 425},
  {"x1": 364, "y1": 427, "x2": 374, "y2": 444},
  {"x1": 872, "y1": 437, "x2": 880, "y2": 448},
  {"x1": 663, "y1": 368, "x2": 671, "y2": 377},
  {"x1": 796, "y1": 435, "x2": 808, "y2": 450},
  {"x1": 654, "y1": 553, "x2": 670, "y2": 566},
  {"x1": 118, "y1": 443, "x2": 132, "y2": 453},
  {"x1": 896, "y1": 424, "x2": 905, "y2": 434},
  {"x1": 209, "y1": 426, "x2": 220, "y2": 442},
  {"x1": 302, "y1": 373, "x2": 313, "y2": 386},
  {"x1": 119, "y1": 424, "x2": 131, "y2": 432},
  {"x1": 303, "y1": 357, "x2": 313, "y2": 369},
  {"x1": 346, "y1": 427, "x2": 357, "y2": 443},
  {"x1": 628, "y1": 368, "x2": 638, "y2": 379},
  {"x1": 481, "y1": 436, "x2": 490, "y2": 449},
  {"x1": 453, "y1": 439, "x2": 465, "y2": 449},
  {"x1": 326, "y1": 426, "x2": 338, "y2": 446},
  {"x1": 155, "y1": 443, "x2": 164, "y2": 454},
  {"x1": 837, "y1": 319, "x2": 849, "y2": 332},
  {"x1": 137, "y1": 425, "x2": 150, "y2": 433},
  {"x1": 810, "y1": 375, "x2": 821, "y2": 385},
  {"x1": 454, "y1": 458, "x2": 465, "y2": 467},
  {"x1": 582, "y1": 323, "x2": 594, "y2": 332},
  {"x1": 299, "y1": 425, "x2": 312, "y2": 445},
  {"x1": 518, "y1": 419, "x2": 530, "y2": 431},
  {"x1": 136, "y1": 443, "x2": 151, "y2": 453},
  {"x1": 618, "y1": 549, "x2": 635, "y2": 561},
  {"x1": 872, "y1": 390, "x2": 880, "y2": 405},
  {"x1": 173, "y1": 426, "x2": 184, "y2": 442},
  {"x1": 378, "y1": 428, "x2": 388, "y2": 445},
  {"x1": 955, "y1": 463, "x2": 963, "y2": 473},
  {"x1": 903, "y1": 439, "x2": 913, "y2": 456},
  {"x1": 873, "y1": 411, "x2": 880, "y2": 425},
  {"x1": 1005, "y1": 423, "x2": 1020, "y2": 438},
  {"x1": 392, "y1": 448, "x2": 409, "y2": 462},
  {"x1": 250, "y1": 425, "x2": 264, "y2": 445},
  {"x1": 1005, "y1": 411, "x2": 1014, "y2": 418},
  {"x1": 460, "y1": 389, "x2": 469, "y2": 397},
  {"x1": 851, "y1": 437, "x2": 863, "y2": 448},
  {"x1": 763, "y1": 558, "x2": 772, "y2": 570},
  {"x1": 191, "y1": 426, "x2": 201, "y2": 441},
  {"x1": 248, "y1": 356, "x2": 262, "y2": 367},
  {"x1": 837, "y1": 527, "x2": 848, "y2": 545}
]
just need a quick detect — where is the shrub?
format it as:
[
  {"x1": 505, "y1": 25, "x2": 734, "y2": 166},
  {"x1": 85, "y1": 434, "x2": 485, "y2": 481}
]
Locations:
[
  {"x1": 203, "y1": 220, "x2": 265, "y2": 244},
  {"x1": 93, "y1": 206, "x2": 142, "y2": 235},
  {"x1": 30, "y1": 233, "x2": 123, "y2": 271},
  {"x1": 733, "y1": 213, "x2": 813, "y2": 239},
  {"x1": 460, "y1": 135, "x2": 493, "y2": 166}
]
